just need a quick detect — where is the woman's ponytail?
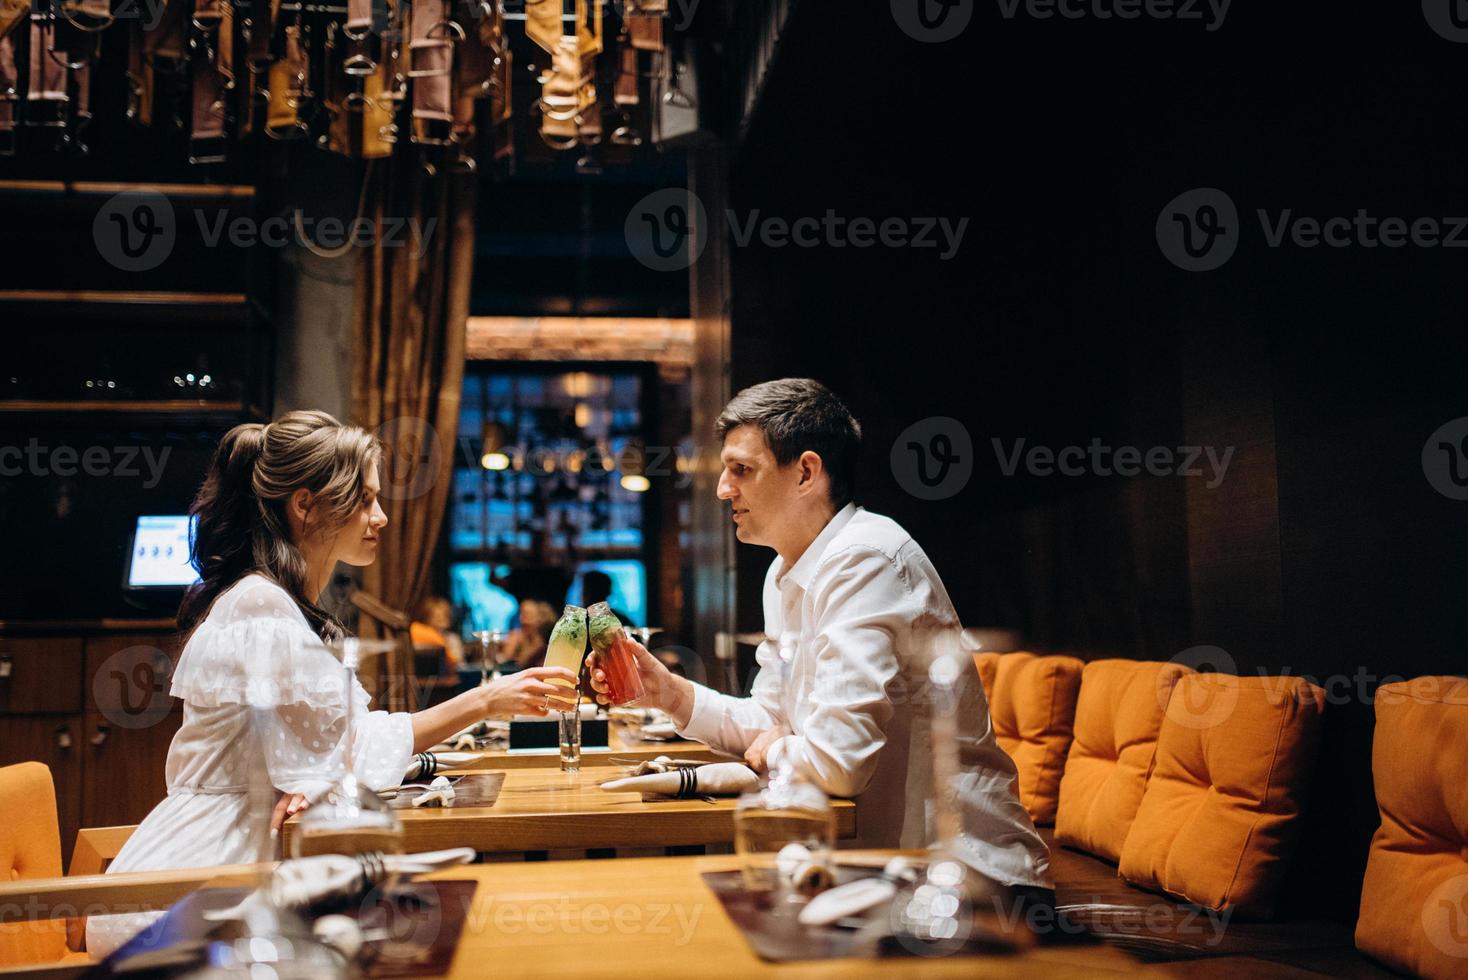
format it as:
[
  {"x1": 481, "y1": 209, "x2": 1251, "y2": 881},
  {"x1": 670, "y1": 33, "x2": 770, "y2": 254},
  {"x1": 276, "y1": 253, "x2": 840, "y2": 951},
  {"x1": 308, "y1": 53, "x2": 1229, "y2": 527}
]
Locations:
[{"x1": 179, "y1": 423, "x2": 267, "y2": 635}]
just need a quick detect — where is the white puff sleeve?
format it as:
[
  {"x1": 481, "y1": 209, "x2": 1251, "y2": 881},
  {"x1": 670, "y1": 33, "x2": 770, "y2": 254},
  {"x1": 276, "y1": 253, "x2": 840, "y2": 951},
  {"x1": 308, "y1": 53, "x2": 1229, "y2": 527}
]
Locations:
[{"x1": 171, "y1": 577, "x2": 414, "y2": 796}]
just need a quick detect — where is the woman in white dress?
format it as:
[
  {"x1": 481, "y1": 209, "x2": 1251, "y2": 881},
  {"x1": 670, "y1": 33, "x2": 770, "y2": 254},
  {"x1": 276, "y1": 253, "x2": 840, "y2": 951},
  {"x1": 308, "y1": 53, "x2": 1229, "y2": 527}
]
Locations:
[{"x1": 86, "y1": 411, "x2": 574, "y2": 957}]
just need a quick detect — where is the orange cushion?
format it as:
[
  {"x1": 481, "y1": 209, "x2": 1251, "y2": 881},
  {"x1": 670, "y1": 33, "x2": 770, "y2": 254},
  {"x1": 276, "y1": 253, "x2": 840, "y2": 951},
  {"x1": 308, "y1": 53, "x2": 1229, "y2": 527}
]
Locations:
[
  {"x1": 1055, "y1": 659, "x2": 1193, "y2": 862},
  {"x1": 1355, "y1": 676, "x2": 1468, "y2": 979},
  {"x1": 1117, "y1": 673, "x2": 1325, "y2": 916},
  {"x1": 0, "y1": 762, "x2": 69, "y2": 967},
  {"x1": 976, "y1": 651, "x2": 1084, "y2": 826}
]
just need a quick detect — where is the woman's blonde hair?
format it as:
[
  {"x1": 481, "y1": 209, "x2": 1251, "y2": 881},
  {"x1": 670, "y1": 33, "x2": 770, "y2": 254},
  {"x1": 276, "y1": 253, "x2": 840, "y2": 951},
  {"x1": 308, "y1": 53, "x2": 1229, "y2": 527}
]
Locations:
[{"x1": 180, "y1": 410, "x2": 381, "y2": 640}]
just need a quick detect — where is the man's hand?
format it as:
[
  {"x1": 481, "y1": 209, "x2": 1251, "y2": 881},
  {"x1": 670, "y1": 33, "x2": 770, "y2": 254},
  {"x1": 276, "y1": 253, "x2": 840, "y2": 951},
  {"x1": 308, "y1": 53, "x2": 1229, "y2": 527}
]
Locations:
[
  {"x1": 744, "y1": 725, "x2": 791, "y2": 775},
  {"x1": 588, "y1": 638, "x2": 696, "y2": 727}
]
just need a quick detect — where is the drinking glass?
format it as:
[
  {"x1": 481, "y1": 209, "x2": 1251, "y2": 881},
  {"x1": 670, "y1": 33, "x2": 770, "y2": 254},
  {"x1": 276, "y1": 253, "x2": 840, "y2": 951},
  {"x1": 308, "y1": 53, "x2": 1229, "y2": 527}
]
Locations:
[
  {"x1": 471, "y1": 629, "x2": 506, "y2": 687},
  {"x1": 290, "y1": 638, "x2": 405, "y2": 868}
]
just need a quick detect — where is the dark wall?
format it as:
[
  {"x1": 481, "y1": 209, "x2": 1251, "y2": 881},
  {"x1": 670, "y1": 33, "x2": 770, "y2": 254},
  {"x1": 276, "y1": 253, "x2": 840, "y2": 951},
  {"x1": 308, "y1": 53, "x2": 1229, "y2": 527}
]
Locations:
[{"x1": 726, "y1": 3, "x2": 1468, "y2": 921}]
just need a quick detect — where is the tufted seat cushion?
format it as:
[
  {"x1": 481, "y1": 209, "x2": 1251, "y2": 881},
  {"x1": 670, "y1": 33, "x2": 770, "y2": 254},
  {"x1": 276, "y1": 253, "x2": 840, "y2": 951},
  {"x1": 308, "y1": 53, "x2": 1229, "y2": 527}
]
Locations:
[
  {"x1": 1117, "y1": 673, "x2": 1326, "y2": 917},
  {"x1": 1354, "y1": 675, "x2": 1468, "y2": 980},
  {"x1": 1054, "y1": 658, "x2": 1194, "y2": 863},
  {"x1": 0, "y1": 762, "x2": 70, "y2": 967},
  {"x1": 973, "y1": 651, "x2": 1084, "y2": 825}
]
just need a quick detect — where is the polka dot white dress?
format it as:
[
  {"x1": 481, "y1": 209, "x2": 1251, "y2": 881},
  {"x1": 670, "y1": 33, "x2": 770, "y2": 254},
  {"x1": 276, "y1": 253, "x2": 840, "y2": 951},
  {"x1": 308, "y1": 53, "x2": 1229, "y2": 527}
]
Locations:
[{"x1": 84, "y1": 574, "x2": 414, "y2": 958}]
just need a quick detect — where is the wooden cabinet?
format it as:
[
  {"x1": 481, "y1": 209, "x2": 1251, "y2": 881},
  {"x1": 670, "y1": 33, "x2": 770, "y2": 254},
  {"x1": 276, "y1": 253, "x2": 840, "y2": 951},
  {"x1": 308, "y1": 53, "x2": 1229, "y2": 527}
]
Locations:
[{"x1": 0, "y1": 626, "x2": 182, "y2": 860}]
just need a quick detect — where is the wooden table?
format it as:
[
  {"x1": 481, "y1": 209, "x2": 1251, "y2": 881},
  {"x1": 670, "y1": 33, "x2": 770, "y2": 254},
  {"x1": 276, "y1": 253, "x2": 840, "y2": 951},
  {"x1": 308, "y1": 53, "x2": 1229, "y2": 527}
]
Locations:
[
  {"x1": 435, "y1": 726, "x2": 728, "y2": 771},
  {"x1": 281, "y1": 768, "x2": 858, "y2": 856},
  {"x1": 421, "y1": 853, "x2": 1148, "y2": 978}
]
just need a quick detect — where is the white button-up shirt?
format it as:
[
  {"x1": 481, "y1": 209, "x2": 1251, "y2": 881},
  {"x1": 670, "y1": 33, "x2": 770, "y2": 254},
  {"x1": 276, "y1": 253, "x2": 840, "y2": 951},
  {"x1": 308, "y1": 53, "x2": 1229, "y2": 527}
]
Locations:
[{"x1": 677, "y1": 504, "x2": 1052, "y2": 888}]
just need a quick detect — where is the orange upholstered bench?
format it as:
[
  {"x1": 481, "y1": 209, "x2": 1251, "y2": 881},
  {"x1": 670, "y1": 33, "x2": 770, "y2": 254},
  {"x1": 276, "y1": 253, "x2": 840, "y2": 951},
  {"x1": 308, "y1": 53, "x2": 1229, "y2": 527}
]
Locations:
[
  {"x1": 1117, "y1": 673, "x2": 1326, "y2": 917},
  {"x1": 1355, "y1": 675, "x2": 1468, "y2": 980},
  {"x1": 973, "y1": 651, "x2": 1084, "y2": 825},
  {"x1": 1054, "y1": 658, "x2": 1192, "y2": 863}
]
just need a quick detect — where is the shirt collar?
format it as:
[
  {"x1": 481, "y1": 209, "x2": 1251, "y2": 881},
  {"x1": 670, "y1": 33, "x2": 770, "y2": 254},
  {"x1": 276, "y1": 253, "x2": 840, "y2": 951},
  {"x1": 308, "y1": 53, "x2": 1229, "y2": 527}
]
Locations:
[{"x1": 776, "y1": 503, "x2": 859, "y2": 594}]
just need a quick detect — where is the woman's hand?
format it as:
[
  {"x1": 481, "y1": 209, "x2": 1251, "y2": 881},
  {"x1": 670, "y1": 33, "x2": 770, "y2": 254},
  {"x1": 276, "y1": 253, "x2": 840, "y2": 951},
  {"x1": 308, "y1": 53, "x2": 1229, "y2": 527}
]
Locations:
[
  {"x1": 270, "y1": 792, "x2": 310, "y2": 834},
  {"x1": 480, "y1": 665, "x2": 579, "y2": 718}
]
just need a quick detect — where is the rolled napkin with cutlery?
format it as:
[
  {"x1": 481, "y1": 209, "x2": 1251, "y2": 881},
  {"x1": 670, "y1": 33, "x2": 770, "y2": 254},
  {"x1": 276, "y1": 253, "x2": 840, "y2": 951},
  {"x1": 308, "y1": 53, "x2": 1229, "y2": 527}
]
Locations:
[
  {"x1": 403, "y1": 751, "x2": 481, "y2": 781},
  {"x1": 204, "y1": 848, "x2": 477, "y2": 921},
  {"x1": 617, "y1": 754, "x2": 704, "y2": 776},
  {"x1": 599, "y1": 761, "x2": 759, "y2": 799},
  {"x1": 410, "y1": 775, "x2": 456, "y2": 808}
]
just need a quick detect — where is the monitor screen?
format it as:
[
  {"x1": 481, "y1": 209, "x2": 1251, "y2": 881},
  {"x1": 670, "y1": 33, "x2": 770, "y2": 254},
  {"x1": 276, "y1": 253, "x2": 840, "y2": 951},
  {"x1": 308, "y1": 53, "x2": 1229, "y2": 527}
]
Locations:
[
  {"x1": 564, "y1": 560, "x2": 647, "y2": 627},
  {"x1": 126, "y1": 515, "x2": 201, "y2": 588}
]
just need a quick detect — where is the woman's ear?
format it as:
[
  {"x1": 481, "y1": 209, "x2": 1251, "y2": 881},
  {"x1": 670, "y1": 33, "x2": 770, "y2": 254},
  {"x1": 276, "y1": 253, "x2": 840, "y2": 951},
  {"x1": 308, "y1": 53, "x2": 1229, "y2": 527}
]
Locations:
[{"x1": 288, "y1": 487, "x2": 314, "y2": 531}]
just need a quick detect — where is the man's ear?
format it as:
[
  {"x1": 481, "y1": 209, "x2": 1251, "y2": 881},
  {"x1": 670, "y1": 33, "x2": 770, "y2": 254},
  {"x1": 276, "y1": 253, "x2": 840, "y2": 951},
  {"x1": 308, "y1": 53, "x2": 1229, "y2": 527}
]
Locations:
[{"x1": 795, "y1": 451, "x2": 825, "y2": 497}]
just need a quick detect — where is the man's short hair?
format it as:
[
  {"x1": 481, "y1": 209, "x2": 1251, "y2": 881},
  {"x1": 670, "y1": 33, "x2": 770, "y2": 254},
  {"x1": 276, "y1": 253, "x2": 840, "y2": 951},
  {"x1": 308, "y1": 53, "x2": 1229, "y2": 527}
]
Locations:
[{"x1": 716, "y1": 378, "x2": 862, "y2": 506}]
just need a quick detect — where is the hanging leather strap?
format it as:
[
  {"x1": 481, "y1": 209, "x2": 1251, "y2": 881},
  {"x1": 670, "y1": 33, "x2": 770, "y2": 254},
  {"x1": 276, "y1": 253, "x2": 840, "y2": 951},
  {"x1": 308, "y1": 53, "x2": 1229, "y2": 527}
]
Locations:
[
  {"x1": 408, "y1": 0, "x2": 453, "y2": 144},
  {"x1": 26, "y1": 16, "x2": 68, "y2": 128},
  {"x1": 614, "y1": 42, "x2": 637, "y2": 105},
  {"x1": 265, "y1": 21, "x2": 307, "y2": 138},
  {"x1": 0, "y1": 0, "x2": 27, "y2": 44},
  {"x1": 627, "y1": 13, "x2": 661, "y2": 51},
  {"x1": 0, "y1": 34, "x2": 17, "y2": 153},
  {"x1": 189, "y1": 0, "x2": 233, "y2": 161},
  {"x1": 525, "y1": 0, "x2": 560, "y2": 55}
]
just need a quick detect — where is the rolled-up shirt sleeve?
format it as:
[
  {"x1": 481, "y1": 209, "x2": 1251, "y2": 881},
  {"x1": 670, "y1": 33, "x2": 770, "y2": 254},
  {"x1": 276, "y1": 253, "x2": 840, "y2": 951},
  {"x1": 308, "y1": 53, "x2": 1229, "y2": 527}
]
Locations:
[
  {"x1": 675, "y1": 639, "x2": 784, "y2": 756},
  {"x1": 765, "y1": 548, "x2": 906, "y2": 799}
]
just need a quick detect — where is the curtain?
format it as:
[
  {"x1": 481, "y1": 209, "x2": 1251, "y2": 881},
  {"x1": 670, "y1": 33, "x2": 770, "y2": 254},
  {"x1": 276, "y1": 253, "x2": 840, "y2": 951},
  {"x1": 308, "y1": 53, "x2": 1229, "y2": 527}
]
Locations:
[{"x1": 351, "y1": 155, "x2": 475, "y2": 703}]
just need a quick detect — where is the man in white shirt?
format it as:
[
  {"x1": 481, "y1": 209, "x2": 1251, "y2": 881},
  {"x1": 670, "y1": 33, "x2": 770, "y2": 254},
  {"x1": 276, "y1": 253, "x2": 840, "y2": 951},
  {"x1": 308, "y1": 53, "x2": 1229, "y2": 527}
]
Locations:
[{"x1": 590, "y1": 378, "x2": 1051, "y2": 889}]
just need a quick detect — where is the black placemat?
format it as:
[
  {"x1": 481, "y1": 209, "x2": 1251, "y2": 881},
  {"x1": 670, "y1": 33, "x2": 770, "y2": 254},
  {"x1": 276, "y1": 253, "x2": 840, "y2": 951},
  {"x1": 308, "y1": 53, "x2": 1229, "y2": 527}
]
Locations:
[
  {"x1": 701, "y1": 868, "x2": 1044, "y2": 963},
  {"x1": 86, "y1": 879, "x2": 478, "y2": 979},
  {"x1": 387, "y1": 772, "x2": 505, "y2": 810}
]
